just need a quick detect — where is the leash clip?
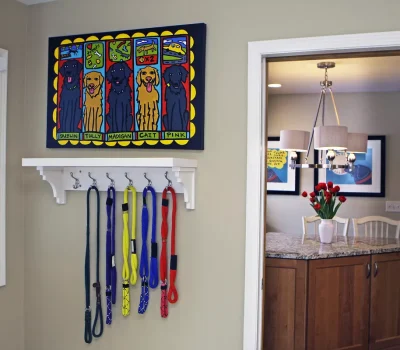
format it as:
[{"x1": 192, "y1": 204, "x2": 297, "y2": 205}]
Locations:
[{"x1": 93, "y1": 282, "x2": 101, "y2": 301}]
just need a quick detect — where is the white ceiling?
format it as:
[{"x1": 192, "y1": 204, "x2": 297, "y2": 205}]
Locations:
[
  {"x1": 268, "y1": 56, "x2": 400, "y2": 94},
  {"x1": 16, "y1": 0, "x2": 56, "y2": 5}
]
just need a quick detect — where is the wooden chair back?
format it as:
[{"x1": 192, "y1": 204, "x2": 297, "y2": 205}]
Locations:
[
  {"x1": 352, "y1": 216, "x2": 400, "y2": 238},
  {"x1": 302, "y1": 216, "x2": 350, "y2": 240}
]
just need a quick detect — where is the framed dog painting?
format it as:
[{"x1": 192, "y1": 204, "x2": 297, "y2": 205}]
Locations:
[
  {"x1": 47, "y1": 23, "x2": 206, "y2": 149},
  {"x1": 266, "y1": 137, "x2": 300, "y2": 195}
]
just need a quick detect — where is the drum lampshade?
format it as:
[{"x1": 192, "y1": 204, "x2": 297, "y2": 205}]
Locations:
[
  {"x1": 347, "y1": 133, "x2": 368, "y2": 153},
  {"x1": 279, "y1": 130, "x2": 310, "y2": 152},
  {"x1": 314, "y1": 126, "x2": 348, "y2": 150}
]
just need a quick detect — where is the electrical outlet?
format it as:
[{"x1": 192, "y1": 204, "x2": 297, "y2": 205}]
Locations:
[{"x1": 386, "y1": 201, "x2": 400, "y2": 212}]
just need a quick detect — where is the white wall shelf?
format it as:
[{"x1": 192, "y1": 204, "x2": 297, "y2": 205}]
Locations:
[{"x1": 22, "y1": 158, "x2": 197, "y2": 209}]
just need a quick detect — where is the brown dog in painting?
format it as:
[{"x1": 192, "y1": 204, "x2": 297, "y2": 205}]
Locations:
[
  {"x1": 136, "y1": 66, "x2": 160, "y2": 131},
  {"x1": 83, "y1": 71, "x2": 104, "y2": 132}
]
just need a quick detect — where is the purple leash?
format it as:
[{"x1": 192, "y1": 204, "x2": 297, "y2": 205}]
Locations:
[{"x1": 106, "y1": 185, "x2": 116, "y2": 325}]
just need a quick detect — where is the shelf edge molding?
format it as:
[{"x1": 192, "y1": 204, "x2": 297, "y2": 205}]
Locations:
[{"x1": 22, "y1": 158, "x2": 197, "y2": 209}]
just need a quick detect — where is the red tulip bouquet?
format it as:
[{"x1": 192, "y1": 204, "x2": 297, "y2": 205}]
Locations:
[
  {"x1": 302, "y1": 181, "x2": 347, "y2": 219},
  {"x1": 302, "y1": 182, "x2": 347, "y2": 243}
]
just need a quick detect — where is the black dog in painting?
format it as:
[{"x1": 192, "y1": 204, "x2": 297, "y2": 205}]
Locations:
[
  {"x1": 163, "y1": 65, "x2": 189, "y2": 131},
  {"x1": 106, "y1": 62, "x2": 133, "y2": 133},
  {"x1": 59, "y1": 59, "x2": 83, "y2": 133}
]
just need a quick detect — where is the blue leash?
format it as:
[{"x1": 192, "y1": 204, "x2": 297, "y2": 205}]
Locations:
[
  {"x1": 148, "y1": 186, "x2": 159, "y2": 289},
  {"x1": 138, "y1": 186, "x2": 157, "y2": 314}
]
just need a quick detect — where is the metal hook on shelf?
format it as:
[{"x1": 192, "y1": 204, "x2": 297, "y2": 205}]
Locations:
[
  {"x1": 144, "y1": 172, "x2": 152, "y2": 187},
  {"x1": 70, "y1": 172, "x2": 81, "y2": 189},
  {"x1": 88, "y1": 172, "x2": 97, "y2": 187},
  {"x1": 106, "y1": 173, "x2": 115, "y2": 188},
  {"x1": 124, "y1": 172, "x2": 133, "y2": 187},
  {"x1": 164, "y1": 171, "x2": 172, "y2": 188}
]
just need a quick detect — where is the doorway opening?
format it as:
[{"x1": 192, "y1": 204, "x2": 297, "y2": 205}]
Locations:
[{"x1": 244, "y1": 32, "x2": 400, "y2": 350}]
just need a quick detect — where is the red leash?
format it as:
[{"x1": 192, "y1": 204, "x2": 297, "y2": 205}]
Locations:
[{"x1": 160, "y1": 186, "x2": 178, "y2": 318}]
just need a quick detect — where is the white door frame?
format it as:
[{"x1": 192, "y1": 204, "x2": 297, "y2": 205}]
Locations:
[
  {"x1": 0, "y1": 48, "x2": 8, "y2": 287},
  {"x1": 244, "y1": 31, "x2": 400, "y2": 350}
]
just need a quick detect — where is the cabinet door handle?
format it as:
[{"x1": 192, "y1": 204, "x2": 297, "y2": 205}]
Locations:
[
  {"x1": 374, "y1": 262, "x2": 378, "y2": 277},
  {"x1": 366, "y1": 263, "x2": 371, "y2": 278}
]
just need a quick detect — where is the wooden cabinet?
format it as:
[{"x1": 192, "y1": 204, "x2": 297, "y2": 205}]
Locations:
[
  {"x1": 264, "y1": 253, "x2": 400, "y2": 350},
  {"x1": 370, "y1": 252, "x2": 400, "y2": 350},
  {"x1": 263, "y1": 258, "x2": 307, "y2": 350},
  {"x1": 307, "y1": 256, "x2": 370, "y2": 350}
]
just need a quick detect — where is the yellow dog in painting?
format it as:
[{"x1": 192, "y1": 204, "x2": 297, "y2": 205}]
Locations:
[
  {"x1": 83, "y1": 71, "x2": 104, "y2": 132},
  {"x1": 136, "y1": 66, "x2": 160, "y2": 131}
]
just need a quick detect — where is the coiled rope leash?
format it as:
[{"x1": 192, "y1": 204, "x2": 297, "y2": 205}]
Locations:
[
  {"x1": 138, "y1": 185, "x2": 157, "y2": 314},
  {"x1": 122, "y1": 185, "x2": 137, "y2": 316},
  {"x1": 85, "y1": 184, "x2": 104, "y2": 343},
  {"x1": 160, "y1": 185, "x2": 178, "y2": 318},
  {"x1": 166, "y1": 187, "x2": 178, "y2": 305},
  {"x1": 106, "y1": 186, "x2": 116, "y2": 325}
]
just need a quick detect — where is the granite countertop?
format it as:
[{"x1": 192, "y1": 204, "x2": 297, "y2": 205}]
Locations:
[{"x1": 266, "y1": 232, "x2": 400, "y2": 260}]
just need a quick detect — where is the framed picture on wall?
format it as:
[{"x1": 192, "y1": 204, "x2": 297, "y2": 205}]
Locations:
[
  {"x1": 314, "y1": 135, "x2": 386, "y2": 197},
  {"x1": 267, "y1": 137, "x2": 300, "y2": 195},
  {"x1": 46, "y1": 23, "x2": 207, "y2": 150}
]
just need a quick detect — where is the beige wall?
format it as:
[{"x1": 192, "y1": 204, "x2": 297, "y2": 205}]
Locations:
[
  {"x1": 267, "y1": 92, "x2": 400, "y2": 235},
  {"x1": 0, "y1": 0, "x2": 396, "y2": 349},
  {"x1": 0, "y1": 1, "x2": 28, "y2": 350}
]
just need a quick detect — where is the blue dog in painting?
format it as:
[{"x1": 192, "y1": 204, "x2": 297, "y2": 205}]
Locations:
[
  {"x1": 59, "y1": 59, "x2": 83, "y2": 133},
  {"x1": 163, "y1": 65, "x2": 189, "y2": 131},
  {"x1": 106, "y1": 62, "x2": 133, "y2": 133}
]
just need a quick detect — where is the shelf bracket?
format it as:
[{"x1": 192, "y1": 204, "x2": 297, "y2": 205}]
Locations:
[
  {"x1": 38, "y1": 167, "x2": 66, "y2": 204},
  {"x1": 172, "y1": 167, "x2": 196, "y2": 210}
]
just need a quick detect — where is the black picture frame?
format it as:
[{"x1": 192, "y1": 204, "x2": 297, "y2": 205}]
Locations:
[
  {"x1": 267, "y1": 136, "x2": 300, "y2": 196},
  {"x1": 46, "y1": 23, "x2": 207, "y2": 150},
  {"x1": 314, "y1": 135, "x2": 386, "y2": 197}
]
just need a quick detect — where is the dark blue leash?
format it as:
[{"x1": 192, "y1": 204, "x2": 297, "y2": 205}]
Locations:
[
  {"x1": 106, "y1": 186, "x2": 116, "y2": 325},
  {"x1": 138, "y1": 186, "x2": 157, "y2": 314},
  {"x1": 84, "y1": 187, "x2": 93, "y2": 344},
  {"x1": 85, "y1": 185, "x2": 104, "y2": 343},
  {"x1": 91, "y1": 186, "x2": 104, "y2": 339}
]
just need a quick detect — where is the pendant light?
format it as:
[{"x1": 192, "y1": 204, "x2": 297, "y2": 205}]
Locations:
[{"x1": 279, "y1": 61, "x2": 368, "y2": 171}]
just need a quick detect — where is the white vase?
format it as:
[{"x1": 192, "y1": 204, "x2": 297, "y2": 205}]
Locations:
[{"x1": 319, "y1": 219, "x2": 334, "y2": 244}]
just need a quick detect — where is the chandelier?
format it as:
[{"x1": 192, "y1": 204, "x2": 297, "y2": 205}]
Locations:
[{"x1": 279, "y1": 62, "x2": 368, "y2": 171}]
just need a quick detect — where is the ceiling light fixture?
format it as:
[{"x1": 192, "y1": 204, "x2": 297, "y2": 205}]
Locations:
[
  {"x1": 279, "y1": 62, "x2": 368, "y2": 171},
  {"x1": 268, "y1": 83, "x2": 282, "y2": 88}
]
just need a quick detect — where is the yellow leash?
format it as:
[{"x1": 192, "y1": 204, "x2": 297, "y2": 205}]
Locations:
[{"x1": 122, "y1": 185, "x2": 138, "y2": 316}]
